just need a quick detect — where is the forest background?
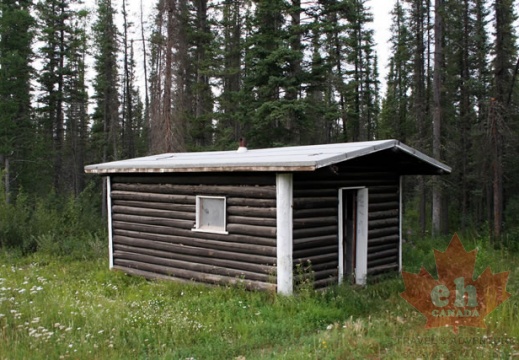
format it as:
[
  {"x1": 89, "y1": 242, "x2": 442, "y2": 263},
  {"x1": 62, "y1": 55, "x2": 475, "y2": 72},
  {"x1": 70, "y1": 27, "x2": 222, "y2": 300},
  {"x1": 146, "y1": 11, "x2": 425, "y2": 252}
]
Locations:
[{"x1": 0, "y1": 0, "x2": 518, "y2": 250}]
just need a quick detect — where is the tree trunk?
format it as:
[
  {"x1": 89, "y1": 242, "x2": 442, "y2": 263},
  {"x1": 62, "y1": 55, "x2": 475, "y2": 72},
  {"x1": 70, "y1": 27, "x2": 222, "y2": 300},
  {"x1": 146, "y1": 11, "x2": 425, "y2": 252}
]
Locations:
[{"x1": 432, "y1": 0, "x2": 443, "y2": 236}]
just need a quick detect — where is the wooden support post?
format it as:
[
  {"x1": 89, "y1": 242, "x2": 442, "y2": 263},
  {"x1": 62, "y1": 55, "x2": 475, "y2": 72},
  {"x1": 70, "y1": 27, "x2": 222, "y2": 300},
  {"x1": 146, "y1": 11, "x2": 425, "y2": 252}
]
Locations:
[
  {"x1": 355, "y1": 188, "x2": 368, "y2": 285},
  {"x1": 107, "y1": 176, "x2": 114, "y2": 269},
  {"x1": 276, "y1": 173, "x2": 293, "y2": 295}
]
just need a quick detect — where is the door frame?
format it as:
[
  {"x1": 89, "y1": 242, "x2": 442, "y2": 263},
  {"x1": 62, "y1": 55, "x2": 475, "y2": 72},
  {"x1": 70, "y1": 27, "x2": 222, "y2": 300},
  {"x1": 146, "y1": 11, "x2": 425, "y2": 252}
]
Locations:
[{"x1": 338, "y1": 187, "x2": 368, "y2": 285}]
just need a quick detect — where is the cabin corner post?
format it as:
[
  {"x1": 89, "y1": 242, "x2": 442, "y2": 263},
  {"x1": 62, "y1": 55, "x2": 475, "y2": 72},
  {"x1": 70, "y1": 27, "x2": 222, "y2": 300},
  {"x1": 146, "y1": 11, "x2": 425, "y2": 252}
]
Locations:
[
  {"x1": 276, "y1": 173, "x2": 293, "y2": 295},
  {"x1": 106, "y1": 176, "x2": 114, "y2": 269}
]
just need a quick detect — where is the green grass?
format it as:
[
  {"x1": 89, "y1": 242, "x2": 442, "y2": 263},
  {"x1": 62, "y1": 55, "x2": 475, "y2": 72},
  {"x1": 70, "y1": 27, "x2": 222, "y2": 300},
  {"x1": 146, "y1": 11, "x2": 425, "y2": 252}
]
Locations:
[{"x1": 0, "y1": 235, "x2": 517, "y2": 359}]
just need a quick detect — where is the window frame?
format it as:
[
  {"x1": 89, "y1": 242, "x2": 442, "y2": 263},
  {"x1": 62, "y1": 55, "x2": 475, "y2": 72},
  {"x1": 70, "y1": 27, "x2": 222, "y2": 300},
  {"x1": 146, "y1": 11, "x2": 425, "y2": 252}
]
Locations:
[{"x1": 193, "y1": 195, "x2": 228, "y2": 234}]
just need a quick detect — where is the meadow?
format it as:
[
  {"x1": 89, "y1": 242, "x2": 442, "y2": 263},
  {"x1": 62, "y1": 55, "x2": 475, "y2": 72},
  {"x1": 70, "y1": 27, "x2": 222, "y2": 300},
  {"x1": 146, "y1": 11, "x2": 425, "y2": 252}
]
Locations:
[{"x1": 0, "y1": 232, "x2": 517, "y2": 360}]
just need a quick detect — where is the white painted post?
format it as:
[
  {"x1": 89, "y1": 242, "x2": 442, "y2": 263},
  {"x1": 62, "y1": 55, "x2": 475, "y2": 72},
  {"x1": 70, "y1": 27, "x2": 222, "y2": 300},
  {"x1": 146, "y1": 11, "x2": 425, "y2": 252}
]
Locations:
[
  {"x1": 107, "y1": 176, "x2": 114, "y2": 269},
  {"x1": 399, "y1": 176, "x2": 403, "y2": 272},
  {"x1": 276, "y1": 173, "x2": 293, "y2": 295},
  {"x1": 338, "y1": 190, "x2": 344, "y2": 284},
  {"x1": 355, "y1": 188, "x2": 368, "y2": 285}
]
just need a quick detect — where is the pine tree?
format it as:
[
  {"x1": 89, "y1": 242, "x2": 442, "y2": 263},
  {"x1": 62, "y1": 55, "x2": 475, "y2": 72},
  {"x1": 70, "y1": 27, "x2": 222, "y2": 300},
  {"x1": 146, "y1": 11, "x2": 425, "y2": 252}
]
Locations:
[
  {"x1": 214, "y1": 0, "x2": 245, "y2": 148},
  {"x1": 379, "y1": 0, "x2": 413, "y2": 141},
  {"x1": 0, "y1": 0, "x2": 34, "y2": 199},
  {"x1": 36, "y1": 0, "x2": 88, "y2": 194},
  {"x1": 343, "y1": 0, "x2": 378, "y2": 141},
  {"x1": 63, "y1": 6, "x2": 89, "y2": 196},
  {"x1": 91, "y1": 0, "x2": 120, "y2": 163},
  {"x1": 490, "y1": 0, "x2": 518, "y2": 239},
  {"x1": 149, "y1": 0, "x2": 188, "y2": 154}
]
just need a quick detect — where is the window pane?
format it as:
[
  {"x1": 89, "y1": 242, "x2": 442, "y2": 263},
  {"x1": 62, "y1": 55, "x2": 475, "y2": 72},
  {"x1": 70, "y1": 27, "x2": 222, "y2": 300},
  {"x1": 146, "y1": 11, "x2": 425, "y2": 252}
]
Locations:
[{"x1": 199, "y1": 197, "x2": 225, "y2": 230}]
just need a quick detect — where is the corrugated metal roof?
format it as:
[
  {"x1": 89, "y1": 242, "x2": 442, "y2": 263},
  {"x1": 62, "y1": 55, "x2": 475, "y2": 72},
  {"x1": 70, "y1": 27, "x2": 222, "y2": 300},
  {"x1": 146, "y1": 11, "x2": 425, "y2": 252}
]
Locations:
[{"x1": 84, "y1": 139, "x2": 451, "y2": 174}]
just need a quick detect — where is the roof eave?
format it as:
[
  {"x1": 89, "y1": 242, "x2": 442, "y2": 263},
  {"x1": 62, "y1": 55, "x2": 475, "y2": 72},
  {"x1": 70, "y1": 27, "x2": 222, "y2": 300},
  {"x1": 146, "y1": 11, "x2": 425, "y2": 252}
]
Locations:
[
  {"x1": 314, "y1": 140, "x2": 398, "y2": 169},
  {"x1": 395, "y1": 143, "x2": 452, "y2": 174},
  {"x1": 84, "y1": 165, "x2": 318, "y2": 174}
]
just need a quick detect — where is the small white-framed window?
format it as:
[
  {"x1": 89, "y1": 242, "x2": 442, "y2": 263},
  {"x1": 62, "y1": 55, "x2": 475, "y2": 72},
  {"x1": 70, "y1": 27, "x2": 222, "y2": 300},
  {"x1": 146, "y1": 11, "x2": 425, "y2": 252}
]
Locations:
[{"x1": 193, "y1": 195, "x2": 228, "y2": 234}]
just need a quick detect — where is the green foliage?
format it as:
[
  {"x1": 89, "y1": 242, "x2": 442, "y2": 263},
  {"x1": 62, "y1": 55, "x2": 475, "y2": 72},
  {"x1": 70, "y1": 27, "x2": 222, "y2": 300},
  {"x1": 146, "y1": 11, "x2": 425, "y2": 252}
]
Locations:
[
  {"x1": 0, "y1": 236, "x2": 516, "y2": 359},
  {"x1": 0, "y1": 184, "x2": 31, "y2": 249},
  {"x1": 0, "y1": 180, "x2": 105, "y2": 259}
]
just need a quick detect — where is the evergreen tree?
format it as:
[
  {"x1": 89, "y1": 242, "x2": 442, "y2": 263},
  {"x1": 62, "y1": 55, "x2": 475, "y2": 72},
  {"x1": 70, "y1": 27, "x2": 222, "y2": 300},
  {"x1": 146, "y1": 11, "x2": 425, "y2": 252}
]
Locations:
[
  {"x1": 343, "y1": 0, "x2": 378, "y2": 141},
  {"x1": 36, "y1": 0, "x2": 88, "y2": 194},
  {"x1": 214, "y1": 0, "x2": 245, "y2": 148},
  {"x1": 0, "y1": 0, "x2": 34, "y2": 198},
  {"x1": 63, "y1": 6, "x2": 89, "y2": 196},
  {"x1": 490, "y1": 0, "x2": 518, "y2": 239},
  {"x1": 379, "y1": 0, "x2": 413, "y2": 141},
  {"x1": 121, "y1": 0, "x2": 145, "y2": 159},
  {"x1": 91, "y1": 0, "x2": 120, "y2": 163}
]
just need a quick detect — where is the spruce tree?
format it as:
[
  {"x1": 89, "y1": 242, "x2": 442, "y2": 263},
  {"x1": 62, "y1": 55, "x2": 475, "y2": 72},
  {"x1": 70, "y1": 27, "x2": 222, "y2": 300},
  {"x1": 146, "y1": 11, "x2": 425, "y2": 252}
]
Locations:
[
  {"x1": 91, "y1": 0, "x2": 120, "y2": 163},
  {"x1": 0, "y1": 0, "x2": 34, "y2": 197}
]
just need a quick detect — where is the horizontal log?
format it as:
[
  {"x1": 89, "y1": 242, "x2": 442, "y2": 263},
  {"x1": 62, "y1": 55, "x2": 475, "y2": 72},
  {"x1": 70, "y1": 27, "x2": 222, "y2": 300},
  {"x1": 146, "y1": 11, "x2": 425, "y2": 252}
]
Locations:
[
  {"x1": 368, "y1": 227, "x2": 399, "y2": 239},
  {"x1": 112, "y1": 263, "x2": 277, "y2": 292},
  {"x1": 293, "y1": 245, "x2": 337, "y2": 259},
  {"x1": 227, "y1": 215, "x2": 276, "y2": 227},
  {"x1": 294, "y1": 253, "x2": 338, "y2": 267},
  {"x1": 293, "y1": 179, "x2": 396, "y2": 189},
  {"x1": 294, "y1": 207, "x2": 337, "y2": 218},
  {"x1": 111, "y1": 191, "x2": 195, "y2": 204},
  {"x1": 293, "y1": 234, "x2": 337, "y2": 251},
  {"x1": 369, "y1": 242, "x2": 399, "y2": 254},
  {"x1": 369, "y1": 193, "x2": 399, "y2": 202},
  {"x1": 115, "y1": 251, "x2": 272, "y2": 282},
  {"x1": 368, "y1": 255, "x2": 398, "y2": 268},
  {"x1": 313, "y1": 268, "x2": 339, "y2": 281},
  {"x1": 112, "y1": 174, "x2": 276, "y2": 186},
  {"x1": 226, "y1": 223, "x2": 276, "y2": 238},
  {"x1": 227, "y1": 206, "x2": 276, "y2": 218},
  {"x1": 369, "y1": 202, "x2": 399, "y2": 211},
  {"x1": 294, "y1": 259, "x2": 338, "y2": 272},
  {"x1": 313, "y1": 276, "x2": 338, "y2": 289},
  {"x1": 369, "y1": 209, "x2": 399, "y2": 220},
  {"x1": 367, "y1": 263, "x2": 399, "y2": 276},
  {"x1": 294, "y1": 197, "x2": 338, "y2": 209},
  {"x1": 293, "y1": 216, "x2": 337, "y2": 229},
  {"x1": 369, "y1": 218, "x2": 399, "y2": 230},
  {"x1": 296, "y1": 268, "x2": 338, "y2": 283},
  {"x1": 112, "y1": 200, "x2": 195, "y2": 213},
  {"x1": 293, "y1": 189, "x2": 338, "y2": 197},
  {"x1": 368, "y1": 186, "x2": 399, "y2": 194},
  {"x1": 112, "y1": 266, "x2": 192, "y2": 284},
  {"x1": 112, "y1": 213, "x2": 194, "y2": 229},
  {"x1": 295, "y1": 171, "x2": 397, "y2": 180},
  {"x1": 112, "y1": 205, "x2": 196, "y2": 221},
  {"x1": 369, "y1": 234, "x2": 400, "y2": 246},
  {"x1": 293, "y1": 225, "x2": 338, "y2": 239},
  {"x1": 111, "y1": 183, "x2": 276, "y2": 199},
  {"x1": 113, "y1": 244, "x2": 274, "y2": 278},
  {"x1": 368, "y1": 248, "x2": 399, "y2": 261},
  {"x1": 112, "y1": 221, "x2": 277, "y2": 248},
  {"x1": 113, "y1": 235, "x2": 275, "y2": 265},
  {"x1": 226, "y1": 198, "x2": 276, "y2": 207}
]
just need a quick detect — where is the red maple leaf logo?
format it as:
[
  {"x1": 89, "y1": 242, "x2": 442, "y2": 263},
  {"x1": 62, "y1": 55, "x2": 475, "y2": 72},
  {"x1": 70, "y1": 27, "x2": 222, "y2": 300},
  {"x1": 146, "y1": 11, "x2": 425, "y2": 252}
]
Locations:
[{"x1": 400, "y1": 233, "x2": 511, "y2": 333}]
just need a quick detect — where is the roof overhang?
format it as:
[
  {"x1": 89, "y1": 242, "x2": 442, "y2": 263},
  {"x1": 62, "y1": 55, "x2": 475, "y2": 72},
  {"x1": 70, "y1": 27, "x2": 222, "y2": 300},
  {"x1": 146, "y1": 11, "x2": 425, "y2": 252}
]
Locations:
[{"x1": 84, "y1": 140, "x2": 451, "y2": 175}]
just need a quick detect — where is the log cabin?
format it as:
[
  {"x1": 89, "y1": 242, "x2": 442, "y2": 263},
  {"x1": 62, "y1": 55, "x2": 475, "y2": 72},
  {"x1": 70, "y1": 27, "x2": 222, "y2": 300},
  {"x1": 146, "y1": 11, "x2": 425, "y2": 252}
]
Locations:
[{"x1": 84, "y1": 140, "x2": 450, "y2": 295}]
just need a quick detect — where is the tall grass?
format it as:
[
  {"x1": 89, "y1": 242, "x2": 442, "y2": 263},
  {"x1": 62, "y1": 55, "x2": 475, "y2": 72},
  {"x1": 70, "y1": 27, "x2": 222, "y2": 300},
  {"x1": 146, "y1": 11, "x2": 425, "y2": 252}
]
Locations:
[{"x1": 0, "y1": 233, "x2": 516, "y2": 359}]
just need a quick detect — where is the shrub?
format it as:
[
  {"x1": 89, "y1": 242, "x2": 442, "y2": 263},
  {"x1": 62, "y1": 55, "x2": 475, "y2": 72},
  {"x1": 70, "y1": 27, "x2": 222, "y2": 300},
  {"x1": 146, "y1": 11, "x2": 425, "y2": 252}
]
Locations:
[{"x1": 0, "y1": 178, "x2": 105, "y2": 259}]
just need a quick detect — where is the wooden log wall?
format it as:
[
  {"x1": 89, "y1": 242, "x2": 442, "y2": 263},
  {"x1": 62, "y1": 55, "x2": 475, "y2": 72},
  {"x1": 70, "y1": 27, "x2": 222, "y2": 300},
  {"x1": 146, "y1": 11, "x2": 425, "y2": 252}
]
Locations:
[
  {"x1": 293, "y1": 169, "x2": 400, "y2": 289},
  {"x1": 110, "y1": 173, "x2": 277, "y2": 291}
]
